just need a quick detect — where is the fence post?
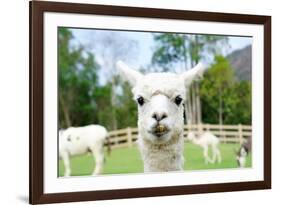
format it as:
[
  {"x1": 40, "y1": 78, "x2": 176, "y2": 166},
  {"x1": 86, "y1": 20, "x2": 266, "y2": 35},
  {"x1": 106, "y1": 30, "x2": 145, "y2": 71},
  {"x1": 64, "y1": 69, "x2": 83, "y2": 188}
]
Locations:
[
  {"x1": 112, "y1": 132, "x2": 118, "y2": 145},
  {"x1": 219, "y1": 123, "x2": 226, "y2": 143},
  {"x1": 127, "y1": 127, "x2": 133, "y2": 147},
  {"x1": 238, "y1": 124, "x2": 243, "y2": 144}
]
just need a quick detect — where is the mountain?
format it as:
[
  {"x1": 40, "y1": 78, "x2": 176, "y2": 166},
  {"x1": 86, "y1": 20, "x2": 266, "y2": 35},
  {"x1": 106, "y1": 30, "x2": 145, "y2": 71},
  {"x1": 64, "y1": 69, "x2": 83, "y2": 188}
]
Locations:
[{"x1": 227, "y1": 45, "x2": 252, "y2": 81}]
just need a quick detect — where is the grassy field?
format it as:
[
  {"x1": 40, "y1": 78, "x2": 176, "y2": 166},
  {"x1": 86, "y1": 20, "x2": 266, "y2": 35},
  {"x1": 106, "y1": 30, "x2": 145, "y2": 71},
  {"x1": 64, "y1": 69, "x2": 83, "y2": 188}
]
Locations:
[{"x1": 59, "y1": 142, "x2": 252, "y2": 176}]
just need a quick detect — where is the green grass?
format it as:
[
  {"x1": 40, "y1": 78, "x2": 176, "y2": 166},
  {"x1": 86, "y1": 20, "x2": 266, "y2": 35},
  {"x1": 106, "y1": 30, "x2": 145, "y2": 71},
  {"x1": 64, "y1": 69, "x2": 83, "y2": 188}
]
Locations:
[{"x1": 59, "y1": 143, "x2": 252, "y2": 176}]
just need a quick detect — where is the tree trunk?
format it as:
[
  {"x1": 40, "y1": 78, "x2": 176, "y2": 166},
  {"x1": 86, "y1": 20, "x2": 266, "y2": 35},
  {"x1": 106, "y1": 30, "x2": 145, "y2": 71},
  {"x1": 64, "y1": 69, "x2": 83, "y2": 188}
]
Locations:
[
  {"x1": 111, "y1": 77, "x2": 118, "y2": 130},
  {"x1": 195, "y1": 82, "x2": 202, "y2": 124},
  {"x1": 184, "y1": 100, "x2": 189, "y2": 124},
  {"x1": 186, "y1": 92, "x2": 193, "y2": 124},
  {"x1": 183, "y1": 38, "x2": 193, "y2": 125},
  {"x1": 191, "y1": 83, "x2": 197, "y2": 124},
  {"x1": 193, "y1": 36, "x2": 202, "y2": 125},
  {"x1": 218, "y1": 87, "x2": 223, "y2": 125},
  {"x1": 59, "y1": 93, "x2": 71, "y2": 128}
]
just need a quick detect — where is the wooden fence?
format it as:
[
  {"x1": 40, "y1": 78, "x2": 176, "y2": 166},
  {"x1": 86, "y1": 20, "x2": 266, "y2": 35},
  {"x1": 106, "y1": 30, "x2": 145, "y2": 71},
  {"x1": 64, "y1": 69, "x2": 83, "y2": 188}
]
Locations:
[{"x1": 107, "y1": 124, "x2": 252, "y2": 149}]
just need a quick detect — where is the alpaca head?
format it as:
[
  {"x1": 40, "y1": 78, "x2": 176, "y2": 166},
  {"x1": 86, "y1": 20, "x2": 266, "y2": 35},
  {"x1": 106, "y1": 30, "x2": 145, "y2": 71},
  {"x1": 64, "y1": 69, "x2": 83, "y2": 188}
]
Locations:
[{"x1": 117, "y1": 61, "x2": 205, "y2": 144}]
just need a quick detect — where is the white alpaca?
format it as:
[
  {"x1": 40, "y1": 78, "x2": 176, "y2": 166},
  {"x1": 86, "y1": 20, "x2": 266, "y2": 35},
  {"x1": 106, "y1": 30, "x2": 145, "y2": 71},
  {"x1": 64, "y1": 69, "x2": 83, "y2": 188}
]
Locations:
[
  {"x1": 187, "y1": 132, "x2": 221, "y2": 164},
  {"x1": 117, "y1": 61, "x2": 205, "y2": 172},
  {"x1": 59, "y1": 125, "x2": 108, "y2": 176}
]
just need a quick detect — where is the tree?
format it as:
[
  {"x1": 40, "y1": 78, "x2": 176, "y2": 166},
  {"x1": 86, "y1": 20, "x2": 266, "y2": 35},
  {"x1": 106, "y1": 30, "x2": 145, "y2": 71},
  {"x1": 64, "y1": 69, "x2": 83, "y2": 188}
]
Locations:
[
  {"x1": 200, "y1": 55, "x2": 235, "y2": 125},
  {"x1": 224, "y1": 81, "x2": 251, "y2": 124},
  {"x1": 116, "y1": 82, "x2": 138, "y2": 128},
  {"x1": 200, "y1": 55, "x2": 251, "y2": 125},
  {"x1": 58, "y1": 28, "x2": 99, "y2": 128},
  {"x1": 152, "y1": 34, "x2": 187, "y2": 72},
  {"x1": 87, "y1": 31, "x2": 138, "y2": 130}
]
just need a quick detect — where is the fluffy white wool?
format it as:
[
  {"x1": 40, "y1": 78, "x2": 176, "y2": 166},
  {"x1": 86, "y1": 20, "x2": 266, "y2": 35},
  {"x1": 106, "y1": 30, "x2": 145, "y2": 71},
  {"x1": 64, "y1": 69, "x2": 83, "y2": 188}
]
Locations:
[
  {"x1": 59, "y1": 125, "x2": 108, "y2": 176},
  {"x1": 117, "y1": 61, "x2": 205, "y2": 172},
  {"x1": 139, "y1": 133, "x2": 184, "y2": 172}
]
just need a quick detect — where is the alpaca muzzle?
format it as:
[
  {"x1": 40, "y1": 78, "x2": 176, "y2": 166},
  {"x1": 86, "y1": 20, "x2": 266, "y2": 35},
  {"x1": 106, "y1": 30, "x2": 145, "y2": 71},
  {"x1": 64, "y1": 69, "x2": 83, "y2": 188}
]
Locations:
[{"x1": 153, "y1": 124, "x2": 169, "y2": 137}]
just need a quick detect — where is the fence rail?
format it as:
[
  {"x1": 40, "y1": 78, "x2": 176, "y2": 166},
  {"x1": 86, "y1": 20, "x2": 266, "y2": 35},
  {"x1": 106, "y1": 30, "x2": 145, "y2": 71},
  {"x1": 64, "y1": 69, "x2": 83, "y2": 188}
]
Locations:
[{"x1": 107, "y1": 124, "x2": 252, "y2": 149}]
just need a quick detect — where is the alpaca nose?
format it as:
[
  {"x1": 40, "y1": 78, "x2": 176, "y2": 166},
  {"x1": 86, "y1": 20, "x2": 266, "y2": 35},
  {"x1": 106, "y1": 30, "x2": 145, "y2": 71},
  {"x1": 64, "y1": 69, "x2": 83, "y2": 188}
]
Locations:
[{"x1": 152, "y1": 112, "x2": 167, "y2": 122}]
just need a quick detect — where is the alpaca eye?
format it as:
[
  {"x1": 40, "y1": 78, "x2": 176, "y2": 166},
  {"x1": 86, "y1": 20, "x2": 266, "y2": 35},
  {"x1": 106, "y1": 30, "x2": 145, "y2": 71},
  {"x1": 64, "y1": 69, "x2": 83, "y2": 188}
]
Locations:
[
  {"x1": 137, "y1": 96, "x2": 145, "y2": 106},
  {"x1": 174, "y1": 96, "x2": 183, "y2": 105}
]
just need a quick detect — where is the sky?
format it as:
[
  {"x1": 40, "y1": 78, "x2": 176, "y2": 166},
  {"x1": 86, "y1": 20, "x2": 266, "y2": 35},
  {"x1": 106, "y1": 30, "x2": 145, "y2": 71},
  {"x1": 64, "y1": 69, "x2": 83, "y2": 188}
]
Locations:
[{"x1": 70, "y1": 28, "x2": 252, "y2": 84}]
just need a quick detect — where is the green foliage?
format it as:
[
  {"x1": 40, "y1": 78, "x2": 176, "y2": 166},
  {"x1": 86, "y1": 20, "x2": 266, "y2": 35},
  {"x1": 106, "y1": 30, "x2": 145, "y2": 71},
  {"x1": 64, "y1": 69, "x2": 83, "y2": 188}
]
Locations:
[
  {"x1": 92, "y1": 84, "x2": 112, "y2": 128},
  {"x1": 152, "y1": 34, "x2": 186, "y2": 71},
  {"x1": 115, "y1": 82, "x2": 138, "y2": 128},
  {"x1": 200, "y1": 56, "x2": 251, "y2": 124},
  {"x1": 58, "y1": 27, "x2": 99, "y2": 128},
  {"x1": 226, "y1": 81, "x2": 251, "y2": 124},
  {"x1": 58, "y1": 28, "x2": 138, "y2": 130},
  {"x1": 152, "y1": 33, "x2": 228, "y2": 71}
]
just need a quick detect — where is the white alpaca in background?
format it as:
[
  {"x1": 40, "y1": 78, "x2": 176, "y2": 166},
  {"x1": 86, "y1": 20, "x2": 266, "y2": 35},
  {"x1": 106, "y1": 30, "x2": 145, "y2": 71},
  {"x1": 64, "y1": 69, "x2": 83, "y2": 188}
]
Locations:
[
  {"x1": 59, "y1": 125, "x2": 108, "y2": 176},
  {"x1": 117, "y1": 61, "x2": 205, "y2": 172},
  {"x1": 187, "y1": 132, "x2": 222, "y2": 164}
]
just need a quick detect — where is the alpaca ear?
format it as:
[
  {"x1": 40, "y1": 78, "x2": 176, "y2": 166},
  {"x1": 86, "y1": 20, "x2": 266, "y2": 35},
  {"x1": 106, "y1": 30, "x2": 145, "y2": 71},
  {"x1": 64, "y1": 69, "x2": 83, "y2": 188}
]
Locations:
[
  {"x1": 181, "y1": 62, "x2": 206, "y2": 87},
  {"x1": 116, "y1": 60, "x2": 143, "y2": 87}
]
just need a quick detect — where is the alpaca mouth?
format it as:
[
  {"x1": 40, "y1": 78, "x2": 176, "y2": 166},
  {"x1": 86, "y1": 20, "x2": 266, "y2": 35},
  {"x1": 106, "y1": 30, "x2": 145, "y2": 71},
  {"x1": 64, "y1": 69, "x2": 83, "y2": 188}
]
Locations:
[{"x1": 151, "y1": 124, "x2": 169, "y2": 137}]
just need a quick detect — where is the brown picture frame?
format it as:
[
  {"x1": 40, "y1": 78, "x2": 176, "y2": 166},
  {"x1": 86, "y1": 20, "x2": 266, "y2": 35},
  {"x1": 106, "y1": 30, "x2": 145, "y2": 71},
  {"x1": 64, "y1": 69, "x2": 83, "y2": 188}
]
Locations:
[{"x1": 29, "y1": 0, "x2": 271, "y2": 204}]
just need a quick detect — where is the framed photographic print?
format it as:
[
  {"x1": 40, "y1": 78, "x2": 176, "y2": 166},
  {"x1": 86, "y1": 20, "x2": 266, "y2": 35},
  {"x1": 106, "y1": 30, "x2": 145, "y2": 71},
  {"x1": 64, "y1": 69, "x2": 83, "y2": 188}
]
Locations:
[{"x1": 29, "y1": 0, "x2": 271, "y2": 204}]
